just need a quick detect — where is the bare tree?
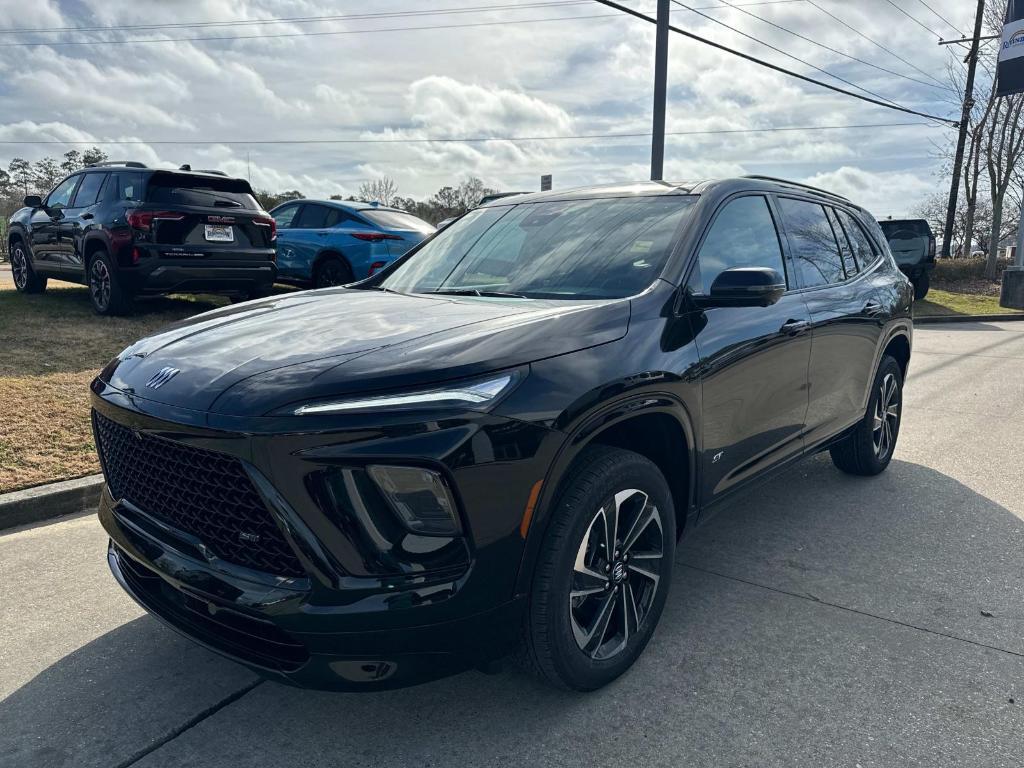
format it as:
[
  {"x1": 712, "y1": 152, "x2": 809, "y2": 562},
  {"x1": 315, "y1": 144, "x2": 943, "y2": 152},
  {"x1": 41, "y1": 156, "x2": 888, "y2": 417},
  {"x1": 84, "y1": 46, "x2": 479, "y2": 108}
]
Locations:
[{"x1": 357, "y1": 177, "x2": 399, "y2": 207}]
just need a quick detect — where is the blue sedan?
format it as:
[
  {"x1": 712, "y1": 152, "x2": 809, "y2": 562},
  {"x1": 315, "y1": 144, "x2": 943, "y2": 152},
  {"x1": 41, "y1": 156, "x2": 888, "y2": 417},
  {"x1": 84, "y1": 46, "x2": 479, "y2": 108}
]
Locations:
[{"x1": 270, "y1": 199, "x2": 434, "y2": 288}]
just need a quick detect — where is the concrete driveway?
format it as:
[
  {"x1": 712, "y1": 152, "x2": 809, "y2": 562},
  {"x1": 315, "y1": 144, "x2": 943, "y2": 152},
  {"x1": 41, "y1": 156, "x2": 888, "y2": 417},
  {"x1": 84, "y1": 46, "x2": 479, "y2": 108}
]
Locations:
[{"x1": 3, "y1": 321, "x2": 1023, "y2": 767}]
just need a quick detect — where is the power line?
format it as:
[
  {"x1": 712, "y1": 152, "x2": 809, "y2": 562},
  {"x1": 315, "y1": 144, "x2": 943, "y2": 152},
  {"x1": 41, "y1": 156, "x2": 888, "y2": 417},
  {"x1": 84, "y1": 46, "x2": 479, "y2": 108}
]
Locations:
[
  {"x1": 592, "y1": 0, "x2": 958, "y2": 125},
  {"x1": 910, "y1": 0, "x2": 965, "y2": 38},
  {"x1": 879, "y1": 0, "x2": 943, "y2": 40},
  {"x1": 671, "y1": 0, "x2": 904, "y2": 107},
  {"x1": 0, "y1": 0, "x2": 803, "y2": 35},
  {"x1": 804, "y1": 0, "x2": 949, "y2": 89},
  {"x1": 712, "y1": 0, "x2": 952, "y2": 92},
  {"x1": 0, "y1": 12, "x2": 652, "y2": 47},
  {"x1": 0, "y1": 122, "x2": 942, "y2": 146}
]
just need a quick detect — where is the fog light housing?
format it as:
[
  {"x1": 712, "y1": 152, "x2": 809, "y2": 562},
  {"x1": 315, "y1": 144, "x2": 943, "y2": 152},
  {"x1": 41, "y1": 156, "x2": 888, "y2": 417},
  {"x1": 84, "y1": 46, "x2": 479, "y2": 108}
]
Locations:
[{"x1": 367, "y1": 465, "x2": 460, "y2": 536}]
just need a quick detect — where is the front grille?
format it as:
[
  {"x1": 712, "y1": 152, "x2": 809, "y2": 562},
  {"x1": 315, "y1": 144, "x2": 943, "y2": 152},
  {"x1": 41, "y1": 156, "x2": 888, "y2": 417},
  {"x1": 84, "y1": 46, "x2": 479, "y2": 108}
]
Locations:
[
  {"x1": 93, "y1": 410, "x2": 305, "y2": 577},
  {"x1": 114, "y1": 546, "x2": 309, "y2": 671}
]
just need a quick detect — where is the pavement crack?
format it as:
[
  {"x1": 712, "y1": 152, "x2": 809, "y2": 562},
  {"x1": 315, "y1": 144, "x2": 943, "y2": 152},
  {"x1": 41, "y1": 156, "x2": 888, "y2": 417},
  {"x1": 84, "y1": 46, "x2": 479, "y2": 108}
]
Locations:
[
  {"x1": 112, "y1": 678, "x2": 263, "y2": 768},
  {"x1": 679, "y1": 561, "x2": 1024, "y2": 660}
]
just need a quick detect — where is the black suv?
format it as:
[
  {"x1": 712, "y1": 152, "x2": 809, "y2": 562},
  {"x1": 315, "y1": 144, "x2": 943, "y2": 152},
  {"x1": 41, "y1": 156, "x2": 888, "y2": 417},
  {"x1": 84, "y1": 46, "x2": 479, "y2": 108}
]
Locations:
[
  {"x1": 878, "y1": 218, "x2": 936, "y2": 300},
  {"x1": 6, "y1": 162, "x2": 277, "y2": 314},
  {"x1": 92, "y1": 178, "x2": 913, "y2": 692}
]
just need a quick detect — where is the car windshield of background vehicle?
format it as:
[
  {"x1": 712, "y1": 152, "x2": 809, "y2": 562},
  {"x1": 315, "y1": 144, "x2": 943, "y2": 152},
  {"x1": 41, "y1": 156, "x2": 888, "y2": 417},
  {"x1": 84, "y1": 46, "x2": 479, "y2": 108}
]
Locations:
[
  {"x1": 362, "y1": 209, "x2": 435, "y2": 233},
  {"x1": 381, "y1": 195, "x2": 697, "y2": 300},
  {"x1": 147, "y1": 175, "x2": 259, "y2": 210}
]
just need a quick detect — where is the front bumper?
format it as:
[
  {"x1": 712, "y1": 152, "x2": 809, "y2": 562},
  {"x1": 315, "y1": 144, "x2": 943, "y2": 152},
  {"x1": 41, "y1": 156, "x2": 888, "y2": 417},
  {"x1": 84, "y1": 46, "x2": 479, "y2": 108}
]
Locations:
[{"x1": 92, "y1": 387, "x2": 557, "y2": 690}]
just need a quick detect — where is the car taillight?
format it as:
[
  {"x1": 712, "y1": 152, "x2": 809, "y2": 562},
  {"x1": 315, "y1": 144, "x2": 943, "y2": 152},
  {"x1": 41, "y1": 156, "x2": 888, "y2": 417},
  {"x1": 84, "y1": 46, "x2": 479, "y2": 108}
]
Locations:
[
  {"x1": 928, "y1": 236, "x2": 936, "y2": 259},
  {"x1": 126, "y1": 210, "x2": 185, "y2": 231},
  {"x1": 367, "y1": 260, "x2": 387, "y2": 276},
  {"x1": 254, "y1": 215, "x2": 277, "y2": 242},
  {"x1": 131, "y1": 246, "x2": 142, "y2": 264},
  {"x1": 351, "y1": 232, "x2": 403, "y2": 242}
]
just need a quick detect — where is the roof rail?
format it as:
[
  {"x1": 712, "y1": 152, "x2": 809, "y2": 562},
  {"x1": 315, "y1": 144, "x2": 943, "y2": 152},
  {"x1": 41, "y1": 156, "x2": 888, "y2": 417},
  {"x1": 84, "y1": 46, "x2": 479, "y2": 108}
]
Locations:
[
  {"x1": 86, "y1": 161, "x2": 148, "y2": 169},
  {"x1": 742, "y1": 175, "x2": 851, "y2": 203},
  {"x1": 195, "y1": 169, "x2": 228, "y2": 176}
]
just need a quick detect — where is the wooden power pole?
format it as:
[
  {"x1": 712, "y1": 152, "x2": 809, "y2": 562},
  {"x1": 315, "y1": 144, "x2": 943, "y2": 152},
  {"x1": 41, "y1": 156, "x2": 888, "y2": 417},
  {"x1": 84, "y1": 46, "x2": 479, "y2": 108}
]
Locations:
[{"x1": 941, "y1": 0, "x2": 986, "y2": 258}]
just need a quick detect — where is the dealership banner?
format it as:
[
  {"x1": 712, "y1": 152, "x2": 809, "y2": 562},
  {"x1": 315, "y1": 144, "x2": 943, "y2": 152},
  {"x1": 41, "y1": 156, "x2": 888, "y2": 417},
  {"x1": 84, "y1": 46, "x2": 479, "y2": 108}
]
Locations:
[{"x1": 998, "y1": 0, "x2": 1024, "y2": 96}]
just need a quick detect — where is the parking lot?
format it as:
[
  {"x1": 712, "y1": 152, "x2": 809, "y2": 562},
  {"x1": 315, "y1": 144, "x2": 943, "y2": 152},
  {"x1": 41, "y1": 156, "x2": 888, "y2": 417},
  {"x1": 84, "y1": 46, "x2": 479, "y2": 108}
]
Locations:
[{"x1": 2, "y1": 320, "x2": 1023, "y2": 768}]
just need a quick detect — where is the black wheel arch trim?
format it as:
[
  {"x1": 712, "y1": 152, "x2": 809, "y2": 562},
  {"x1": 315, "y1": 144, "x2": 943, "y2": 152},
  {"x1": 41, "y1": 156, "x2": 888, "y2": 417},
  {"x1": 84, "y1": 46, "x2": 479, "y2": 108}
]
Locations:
[{"x1": 513, "y1": 391, "x2": 697, "y2": 598}]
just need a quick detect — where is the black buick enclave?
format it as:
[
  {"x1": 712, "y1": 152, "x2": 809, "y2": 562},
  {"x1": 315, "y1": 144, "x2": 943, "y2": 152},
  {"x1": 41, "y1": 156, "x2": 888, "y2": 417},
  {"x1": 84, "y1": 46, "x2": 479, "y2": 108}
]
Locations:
[{"x1": 92, "y1": 178, "x2": 913, "y2": 691}]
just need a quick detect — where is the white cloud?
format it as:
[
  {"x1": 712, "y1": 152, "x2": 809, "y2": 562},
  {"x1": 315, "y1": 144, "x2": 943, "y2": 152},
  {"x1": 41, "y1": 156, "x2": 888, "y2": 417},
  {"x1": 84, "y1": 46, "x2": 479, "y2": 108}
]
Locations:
[{"x1": 0, "y1": 0, "x2": 966, "y2": 202}]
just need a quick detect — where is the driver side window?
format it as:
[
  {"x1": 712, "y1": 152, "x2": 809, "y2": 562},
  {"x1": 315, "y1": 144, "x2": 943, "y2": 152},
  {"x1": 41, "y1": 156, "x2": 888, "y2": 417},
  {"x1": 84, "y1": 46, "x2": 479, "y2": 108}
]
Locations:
[
  {"x1": 691, "y1": 195, "x2": 787, "y2": 294},
  {"x1": 45, "y1": 176, "x2": 81, "y2": 210}
]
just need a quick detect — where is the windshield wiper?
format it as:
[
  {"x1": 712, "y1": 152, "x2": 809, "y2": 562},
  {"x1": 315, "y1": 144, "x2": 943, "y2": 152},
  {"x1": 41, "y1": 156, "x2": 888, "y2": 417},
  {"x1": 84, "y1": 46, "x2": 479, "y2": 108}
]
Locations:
[{"x1": 429, "y1": 288, "x2": 529, "y2": 299}]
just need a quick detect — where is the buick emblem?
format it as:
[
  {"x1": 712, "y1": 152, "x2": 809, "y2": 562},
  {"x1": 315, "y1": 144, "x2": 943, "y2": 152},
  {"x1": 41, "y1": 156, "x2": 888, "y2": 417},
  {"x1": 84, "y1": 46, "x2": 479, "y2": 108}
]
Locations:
[
  {"x1": 611, "y1": 561, "x2": 626, "y2": 584},
  {"x1": 146, "y1": 367, "x2": 180, "y2": 389}
]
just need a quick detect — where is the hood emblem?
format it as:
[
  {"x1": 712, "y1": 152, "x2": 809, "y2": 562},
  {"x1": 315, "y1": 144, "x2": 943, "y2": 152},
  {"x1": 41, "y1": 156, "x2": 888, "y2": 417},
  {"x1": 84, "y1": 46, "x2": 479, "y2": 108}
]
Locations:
[{"x1": 146, "y1": 367, "x2": 180, "y2": 389}]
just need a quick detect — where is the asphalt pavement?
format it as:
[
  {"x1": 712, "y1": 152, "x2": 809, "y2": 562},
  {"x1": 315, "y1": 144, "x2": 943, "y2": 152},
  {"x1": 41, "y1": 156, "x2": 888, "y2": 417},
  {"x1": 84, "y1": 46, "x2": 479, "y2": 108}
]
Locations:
[{"x1": 2, "y1": 321, "x2": 1023, "y2": 767}]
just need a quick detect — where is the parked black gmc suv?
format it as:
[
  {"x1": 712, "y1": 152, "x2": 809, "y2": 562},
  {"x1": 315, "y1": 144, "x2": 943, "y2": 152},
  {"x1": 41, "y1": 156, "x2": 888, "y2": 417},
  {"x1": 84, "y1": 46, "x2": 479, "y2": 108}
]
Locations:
[
  {"x1": 7, "y1": 162, "x2": 277, "y2": 314},
  {"x1": 92, "y1": 178, "x2": 913, "y2": 691}
]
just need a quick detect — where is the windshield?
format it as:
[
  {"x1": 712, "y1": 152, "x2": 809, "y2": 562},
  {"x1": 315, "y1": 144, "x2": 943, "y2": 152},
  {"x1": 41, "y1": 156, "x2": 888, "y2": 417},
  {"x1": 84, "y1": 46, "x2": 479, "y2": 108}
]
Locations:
[
  {"x1": 381, "y1": 195, "x2": 696, "y2": 300},
  {"x1": 362, "y1": 209, "x2": 435, "y2": 233},
  {"x1": 880, "y1": 220, "x2": 931, "y2": 239}
]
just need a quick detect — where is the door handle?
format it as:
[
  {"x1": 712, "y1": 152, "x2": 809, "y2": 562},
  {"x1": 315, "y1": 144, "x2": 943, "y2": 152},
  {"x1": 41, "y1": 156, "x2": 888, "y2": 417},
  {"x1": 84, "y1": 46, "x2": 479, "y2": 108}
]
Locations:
[
  {"x1": 780, "y1": 319, "x2": 810, "y2": 336},
  {"x1": 81, "y1": 212, "x2": 94, "y2": 220}
]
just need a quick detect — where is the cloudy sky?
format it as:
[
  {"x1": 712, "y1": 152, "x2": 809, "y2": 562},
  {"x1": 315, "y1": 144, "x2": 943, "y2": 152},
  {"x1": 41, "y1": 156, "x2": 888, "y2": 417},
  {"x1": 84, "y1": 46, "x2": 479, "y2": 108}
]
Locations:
[{"x1": 0, "y1": 0, "x2": 978, "y2": 216}]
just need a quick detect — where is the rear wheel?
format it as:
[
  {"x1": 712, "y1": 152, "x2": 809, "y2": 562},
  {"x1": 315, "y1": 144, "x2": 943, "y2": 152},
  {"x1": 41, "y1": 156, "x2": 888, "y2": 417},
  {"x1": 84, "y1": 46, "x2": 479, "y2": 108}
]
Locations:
[
  {"x1": 314, "y1": 256, "x2": 353, "y2": 289},
  {"x1": 10, "y1": 240, "x2": 47, "y2": 293},
  {"x1": 829, "y1": 355, "x2": 903, "y2": 476},
  {"x1": 912, "y1": 271, "x2": 930, "y2": 300},
  {"x1": 523, "y1": 446, "x2": 675, "y2": 691},
  {"x1": 88, "y1": 251, "x2": 130, "y2": 315}
]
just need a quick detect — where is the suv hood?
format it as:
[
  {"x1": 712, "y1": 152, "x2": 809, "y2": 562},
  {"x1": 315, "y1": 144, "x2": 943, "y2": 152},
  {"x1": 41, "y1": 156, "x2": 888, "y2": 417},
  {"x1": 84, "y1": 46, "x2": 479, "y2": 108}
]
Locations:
[{"x1": 101, "y1": 287, "x2": 630, "y2": 416}]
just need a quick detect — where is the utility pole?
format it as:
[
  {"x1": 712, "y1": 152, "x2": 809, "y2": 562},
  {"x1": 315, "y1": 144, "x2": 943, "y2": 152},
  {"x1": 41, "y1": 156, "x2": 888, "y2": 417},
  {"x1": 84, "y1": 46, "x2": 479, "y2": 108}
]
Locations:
[
  {"x1": 650, "y1": 0, "x2": 670, "y2": 181},
  {"x1": 940, "y1": 0, "x2": 986, "y2": 258}
]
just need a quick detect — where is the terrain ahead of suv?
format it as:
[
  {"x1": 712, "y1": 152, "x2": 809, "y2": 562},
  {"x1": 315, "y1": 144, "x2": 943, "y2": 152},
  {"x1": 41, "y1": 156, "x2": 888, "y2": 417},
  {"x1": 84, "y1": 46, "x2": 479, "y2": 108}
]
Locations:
[
  {"x1": 92, "y1": 178, "x2": 913, "y2": 691},
  {"x1": 7, "y1": 162, "x2": 277, "y2": 314},
  {"x1": 270, "y1": 199, "x2": 433, "y2": 288},
  {"x1": 878, "y1": 218, "x2": 935, "y2": 300}
]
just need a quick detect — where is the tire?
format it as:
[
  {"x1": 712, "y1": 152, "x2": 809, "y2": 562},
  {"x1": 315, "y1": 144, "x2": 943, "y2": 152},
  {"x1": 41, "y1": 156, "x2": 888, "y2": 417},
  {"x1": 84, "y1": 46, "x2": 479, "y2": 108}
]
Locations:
[
  {"x1": 912, "y1": 271, "x2": 930, "y2": 301},
  {"x1": 829, "y1": 355, "x2": 903, "y2": 476},
  {"x1": 523, "y1": 446, "x2": 675, "y2": 691},
  {"x1": 9, "y1": 239, "x2": 47, "y2": 294},
  {"x1": 313, "y1": 256, "x2": 353, "y2": 289},
  {"x1": 88, "y1": 251, "x2": 130, "y2": 315}
]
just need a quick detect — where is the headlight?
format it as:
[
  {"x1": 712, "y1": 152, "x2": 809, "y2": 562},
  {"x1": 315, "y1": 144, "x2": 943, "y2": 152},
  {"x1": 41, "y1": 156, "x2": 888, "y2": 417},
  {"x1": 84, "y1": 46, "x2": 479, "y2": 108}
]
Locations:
[{"x1": 292, "y1": 371, "x2": 520, "y2": 415}]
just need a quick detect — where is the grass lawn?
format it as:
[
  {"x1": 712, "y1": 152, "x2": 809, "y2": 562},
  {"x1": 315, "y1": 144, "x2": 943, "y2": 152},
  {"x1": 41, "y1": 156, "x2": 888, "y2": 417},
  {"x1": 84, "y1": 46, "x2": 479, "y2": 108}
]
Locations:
[
  {"x1": 0, "y1": 272, "x2": 234, "y2": 493},
  {"x1": 913, "y1": 288, "x2": 1024, "y2": 318}
]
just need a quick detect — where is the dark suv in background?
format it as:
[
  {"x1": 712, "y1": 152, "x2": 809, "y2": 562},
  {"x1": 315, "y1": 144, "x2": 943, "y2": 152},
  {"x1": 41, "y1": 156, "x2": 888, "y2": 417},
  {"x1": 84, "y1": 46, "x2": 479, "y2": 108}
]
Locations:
[
  {"x1": 878, "y1": 218, "x2": 935, "y2": 300},
  {"x1": 6, "y1": 162, "x2": 277, "y2": 314},
  {"x1": 92, "y1": 177, "x2": 913, "y2": 692}
]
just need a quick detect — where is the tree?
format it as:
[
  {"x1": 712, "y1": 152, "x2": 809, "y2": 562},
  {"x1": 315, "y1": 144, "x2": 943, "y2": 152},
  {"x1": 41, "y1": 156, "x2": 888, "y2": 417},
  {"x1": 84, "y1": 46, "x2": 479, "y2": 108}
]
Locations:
[
  {"x1": 8, "y1": 158, "x2": 32, "y2": 196},
  {"x1": 80, "y1": 147, "x2": 108, "y2": 167},
  {"x1": 61, "y1": 150, "x2": 82, "y2": 174},
  {"x1": 253, "y1": 188, "x2": 304, "y2": 210},
  {"x1": 357, "y1": 177, "x2": 399, "y2": 207},
  {"x1": 33, "y1": 157, "x2": 62, "y2": 192}
]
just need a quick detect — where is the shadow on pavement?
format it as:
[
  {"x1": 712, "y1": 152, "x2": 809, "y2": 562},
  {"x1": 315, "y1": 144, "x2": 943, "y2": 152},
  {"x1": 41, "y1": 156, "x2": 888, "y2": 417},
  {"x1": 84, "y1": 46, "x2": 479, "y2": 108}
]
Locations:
[{"x1": 3, "y1": 458, "x2": 1023, "y2": 767}]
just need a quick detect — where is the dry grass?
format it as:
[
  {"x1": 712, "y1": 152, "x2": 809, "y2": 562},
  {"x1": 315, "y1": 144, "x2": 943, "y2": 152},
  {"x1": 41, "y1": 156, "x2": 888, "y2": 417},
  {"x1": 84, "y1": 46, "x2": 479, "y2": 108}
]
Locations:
[{"x1": 0, "y1": 272, "x2": 230, "y2": 493}]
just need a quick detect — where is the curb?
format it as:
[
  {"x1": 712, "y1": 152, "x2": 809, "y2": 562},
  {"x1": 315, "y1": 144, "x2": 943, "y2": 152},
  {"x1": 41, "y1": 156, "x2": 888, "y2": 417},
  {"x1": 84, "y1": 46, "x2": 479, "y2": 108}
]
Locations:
[
  {"x1": 0, "y1": 474, "x2": 104, "y2": 531},
  {"x1": 914, "y1": 313, "x2": 1024, "y2": 324}
]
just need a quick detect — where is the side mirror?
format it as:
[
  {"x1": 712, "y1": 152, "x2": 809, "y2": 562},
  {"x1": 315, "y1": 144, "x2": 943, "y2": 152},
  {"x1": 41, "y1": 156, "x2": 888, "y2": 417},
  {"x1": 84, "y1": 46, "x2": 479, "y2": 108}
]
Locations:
[
  {"x1": 24, "y1": 195, "x2": 42, "y2": 209},
  {"x1": 698, "y1": 266, "x2": 786, "y2": 308}
]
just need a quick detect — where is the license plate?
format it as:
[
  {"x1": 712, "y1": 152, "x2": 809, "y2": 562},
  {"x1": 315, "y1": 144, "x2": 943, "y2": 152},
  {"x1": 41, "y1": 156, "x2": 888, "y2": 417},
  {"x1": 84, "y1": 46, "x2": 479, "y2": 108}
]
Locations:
[{"x1": 204, "y1": 224, "x2": 234, "y2": 242}]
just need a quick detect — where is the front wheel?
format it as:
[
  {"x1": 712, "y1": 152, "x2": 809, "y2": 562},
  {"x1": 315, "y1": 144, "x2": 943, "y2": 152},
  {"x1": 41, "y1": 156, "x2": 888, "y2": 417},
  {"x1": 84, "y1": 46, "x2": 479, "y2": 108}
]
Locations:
[
  {"x1": 10, "y1": 240, "x2": 47, "y2": 294},
  {"x1": 523, "y1": 446, "x2": 675, "y2": 691},
  {"x1": 88, "y1": 251, "x2": 130, "y2": 315},
  {"x1": 829, "y1": 355, "x2": 903, "y2": 476}
]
